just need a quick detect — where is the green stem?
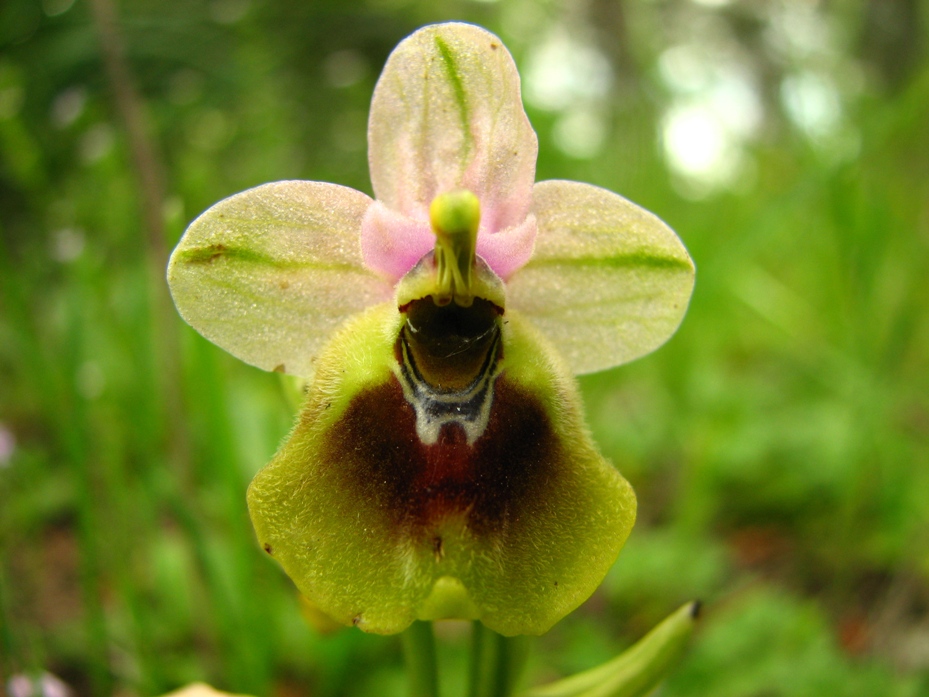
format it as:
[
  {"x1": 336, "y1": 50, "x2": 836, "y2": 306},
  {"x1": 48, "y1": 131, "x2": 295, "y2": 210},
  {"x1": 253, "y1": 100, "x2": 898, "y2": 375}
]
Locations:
[
  {"x1": 402, "y1": 621, "x2": 440, "y2": 697},
  {"x1": 469, "y1": 622, "x2": 529, "y2": 697}
]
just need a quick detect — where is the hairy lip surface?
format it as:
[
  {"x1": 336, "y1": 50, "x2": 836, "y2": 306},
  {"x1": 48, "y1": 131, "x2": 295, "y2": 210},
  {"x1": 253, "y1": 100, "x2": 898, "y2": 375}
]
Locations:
[{"x1": 324, "y1": 375, "x2": 559, "y2": 539}]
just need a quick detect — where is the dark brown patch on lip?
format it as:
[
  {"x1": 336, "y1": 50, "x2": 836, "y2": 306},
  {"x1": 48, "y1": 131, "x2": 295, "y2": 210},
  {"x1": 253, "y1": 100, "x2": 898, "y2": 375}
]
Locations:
[{"x1": 322, "y1": 376, "x2": 559, "y2": 539}]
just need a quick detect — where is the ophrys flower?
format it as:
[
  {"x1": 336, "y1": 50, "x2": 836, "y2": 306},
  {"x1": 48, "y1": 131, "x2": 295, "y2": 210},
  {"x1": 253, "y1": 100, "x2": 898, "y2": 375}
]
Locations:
[{"x1": 167, "y1": 22, "x2": 694, "y2": 636}]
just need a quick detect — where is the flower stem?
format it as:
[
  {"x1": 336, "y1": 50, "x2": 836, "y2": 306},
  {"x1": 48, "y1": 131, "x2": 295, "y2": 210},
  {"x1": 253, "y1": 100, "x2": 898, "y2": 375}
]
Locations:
[
  {"x1": 402, "y1": 621, "x2": 440, "y2": 697},
  {"x1": 469, "y1": 622, "x2": 530, "y2": 697}
]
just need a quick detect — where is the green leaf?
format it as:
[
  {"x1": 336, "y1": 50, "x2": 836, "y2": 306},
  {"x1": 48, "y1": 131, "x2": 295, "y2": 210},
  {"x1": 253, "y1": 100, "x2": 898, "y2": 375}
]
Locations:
[{"x1": 521, "y1": 602, "x2": 700, "y2": 697}]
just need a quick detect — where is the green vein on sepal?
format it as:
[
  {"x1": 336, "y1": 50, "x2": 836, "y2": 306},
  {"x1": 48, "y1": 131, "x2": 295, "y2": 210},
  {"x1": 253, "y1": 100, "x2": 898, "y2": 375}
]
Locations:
[
  {"x1": 175, "y1": 245, "x2": 360, "y2": 272},
  {"x1": 526, "y1": 254, "x2": 694, "y2": 272},
  {"x1": 520, "y1": 602, "x2": 699, "y2": 697}
]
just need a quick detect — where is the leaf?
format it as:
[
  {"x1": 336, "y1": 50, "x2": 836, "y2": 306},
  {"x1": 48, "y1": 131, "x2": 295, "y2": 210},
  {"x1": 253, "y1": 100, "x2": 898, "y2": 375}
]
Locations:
[
  {"x1": 521, "y1": 602, "x2": 700, "y2": 697},
  {"x1": 168, "y1": 181, "x2": 391, "y2": 378},
  {"x1": 508, "y1": 180, "x2": 695, "y2": 375}
]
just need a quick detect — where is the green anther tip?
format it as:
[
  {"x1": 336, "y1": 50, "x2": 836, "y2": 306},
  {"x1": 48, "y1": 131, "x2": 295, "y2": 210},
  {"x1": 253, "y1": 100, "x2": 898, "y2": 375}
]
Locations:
[
  {"x1": 429, "y1": 190, "x2": 480, "y2": 306},
  {"x1": 430, "y1": 189, "x2": 481, "y2": 238}
]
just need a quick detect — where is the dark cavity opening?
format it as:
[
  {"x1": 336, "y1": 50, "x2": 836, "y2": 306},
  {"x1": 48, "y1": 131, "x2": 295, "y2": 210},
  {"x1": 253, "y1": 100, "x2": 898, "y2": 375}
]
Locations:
[
  {"x1": 403, "y1": 296, "x2": 502, "y2": 359},
  {"x1": 401, "y1": 296, "x2": 503, "y2": 390}
]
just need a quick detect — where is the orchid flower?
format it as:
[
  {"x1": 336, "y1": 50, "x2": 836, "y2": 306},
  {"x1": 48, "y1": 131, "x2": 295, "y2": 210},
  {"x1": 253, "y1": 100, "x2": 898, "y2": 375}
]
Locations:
[{"x1": 167, "y1": 22, "x2": 694, "y2": 636}]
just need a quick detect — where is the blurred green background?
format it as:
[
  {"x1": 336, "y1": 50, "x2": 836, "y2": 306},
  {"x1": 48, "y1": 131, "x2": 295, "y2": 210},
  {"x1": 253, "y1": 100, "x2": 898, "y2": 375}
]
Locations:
[{"x1": 2, "y1": 0, "x2": 928, "y2": 695}]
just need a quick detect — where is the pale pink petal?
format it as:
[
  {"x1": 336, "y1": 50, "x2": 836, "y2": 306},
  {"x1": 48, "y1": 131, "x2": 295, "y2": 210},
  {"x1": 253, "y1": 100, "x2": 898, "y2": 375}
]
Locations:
[
  {"x1": 362, "y1": 203, "x2": 537, "y2": 282},
  {"x1": 368, "y1": 23, "x2": 537, "y2": 233},
  {"x1": 360, "y1": 201, "x2": 435, "y2": 281},
  {"x1": 475, "y1": 215, "x2": 537, "y2": 280}
]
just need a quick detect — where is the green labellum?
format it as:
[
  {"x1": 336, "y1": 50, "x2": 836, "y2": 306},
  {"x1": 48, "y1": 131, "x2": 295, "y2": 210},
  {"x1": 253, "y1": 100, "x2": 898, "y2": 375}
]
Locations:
[{"x1": 247, "y1": 265, "x2": 636, "y2": 636}]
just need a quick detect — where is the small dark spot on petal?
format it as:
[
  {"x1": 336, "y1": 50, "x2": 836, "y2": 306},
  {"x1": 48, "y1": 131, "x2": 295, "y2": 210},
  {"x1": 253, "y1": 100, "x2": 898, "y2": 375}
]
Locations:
[
  {"x1": 554, "y1": 581, "x2": 559, "y2": 587},
  {"x1": 433, "y1": 536, "x2": 444, "y2": 560},
  {"x1": 490, "y1": 42, "x2": 499, "y2": 50},
  {"x1": 263, "y1": 543, "x2": 273, "y2": 555},
  {"x1": 273, "y1": 364, "x2": 286, "y2": 373},
  {"x1": 352, "y1": 614, "x2": 362, "y2": 626},
  {"x1": 188, "y1": 243, "x2": 228, "y2": 264},
  {"x1": 280, "y1": 280, "x2": 290, "y2": 290}
]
